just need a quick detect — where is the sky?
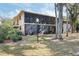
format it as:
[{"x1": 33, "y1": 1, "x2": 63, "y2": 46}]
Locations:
[{"x1": 0, "y1": 3, "x2": 66, "y2": 19}]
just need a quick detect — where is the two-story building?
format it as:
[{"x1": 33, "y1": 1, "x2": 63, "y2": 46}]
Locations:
[{"x1": 13, "y1": 11, "x2": 56, "y2": 35}]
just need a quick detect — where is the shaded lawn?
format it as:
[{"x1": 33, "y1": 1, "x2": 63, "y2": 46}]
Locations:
[
  {"x1": 41, "y1": 40, "x2": 79, "y2": 56},
  {"x1": 0, "y1": 35, "x2": 79, "y2": 56},
  {"x1": 0, "y1": 44, "x2": 37, "y2": 56}
]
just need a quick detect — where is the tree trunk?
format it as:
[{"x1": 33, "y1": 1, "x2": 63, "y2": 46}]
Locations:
[
  {"x1": 66, "y1": 5, "x2": 69, "y2": 37},
  {"x1": 55, "y1": 3, "x2": 58, "y2": 39},
  {"x1": 57, "y1": 4, "x2": 63, "y2": 40},
  {"x1": 54, "y1": 3, "x2": 63, "y2": 40},
  {"x1": 72, "y1": 21, "x2": 76, "y2": 33}
]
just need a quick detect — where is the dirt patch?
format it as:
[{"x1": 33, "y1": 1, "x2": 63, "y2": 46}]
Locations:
[
  {"x1": 0, "y1": 51, "x2": 13, "y2": 56},
  {"x1": 22, "y1": 48, "x2": 52, "y2": 56},
  {"x1": 21, "y1": 43, "x2": 54, "y2": 56}
]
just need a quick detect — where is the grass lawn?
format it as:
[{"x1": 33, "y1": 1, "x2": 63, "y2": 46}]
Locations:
[{"x1": 0, "y1": 34, "x2": 79, "y2": 56}]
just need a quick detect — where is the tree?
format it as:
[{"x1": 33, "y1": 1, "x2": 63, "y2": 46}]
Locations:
[
  {"x1": 54, "y1": 3, "x2": 58, "y2": 39},
  {"x1": 66, "y1": 3, "x2": 79, "y2": 33},
  {"x1": 55, "y1": 3, "x2": 63, "y2": 40},
  {"x1": 2, "y1": 19, "x2": 12, "y2": 27},
  {"x1": 65, "y1": 4, "x2": 69, "y2": 37}
]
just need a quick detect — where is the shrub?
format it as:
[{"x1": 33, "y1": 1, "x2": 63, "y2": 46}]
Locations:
[
  {"x1": 7, "y1": 28, "x2": 22, "y2": 42},
  {"x1": 11, "y1": 34, "x2": 22, "y2": 42},
  {"x1": 0, "y1": 35, "x2": 4, "y2": 43},
  {"x1": 0, "y1": 36, "x2": 4, "y2": 43},
  {"x1": 18, "y1": 35, "x2": 22, "y2": 40},
  {"x1": 17, "y1": 32, "x2": 22, "y2": 35},
  {"x1": 0, "y1": 27, "x2": 6, "y2": 43},
  {"x1": 0, "y1": 24, "x2": 22, "y2": 43},
  {"x1": 10, "y1": 34, "x2": 19, "y2": 42}
]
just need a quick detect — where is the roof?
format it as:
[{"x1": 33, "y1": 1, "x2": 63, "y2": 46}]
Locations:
[
  {"x1": 13, "y1": 10, "x2": 55, "y2": 19},
  {"x1": 23, "y1": 11, "x2": 55, "y2": 18},
  {"x1": 13, "y1": 10, "x2": 68, "y2": 22}
]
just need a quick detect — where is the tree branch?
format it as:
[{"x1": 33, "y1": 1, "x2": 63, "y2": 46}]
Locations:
[{"x1": 65, "y1": 4, "x2": 72, "y2": 15}]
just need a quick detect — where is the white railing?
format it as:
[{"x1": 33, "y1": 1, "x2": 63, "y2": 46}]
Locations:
[{"x1": 24, "y1": 23, "x2": 56, "y2": 26}]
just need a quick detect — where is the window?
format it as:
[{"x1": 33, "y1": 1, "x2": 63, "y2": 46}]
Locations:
[{"x1": 25, "y1": 17, "x2": 30, "y2": 23}]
